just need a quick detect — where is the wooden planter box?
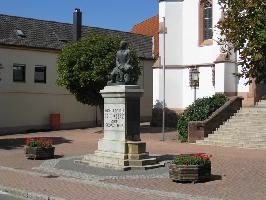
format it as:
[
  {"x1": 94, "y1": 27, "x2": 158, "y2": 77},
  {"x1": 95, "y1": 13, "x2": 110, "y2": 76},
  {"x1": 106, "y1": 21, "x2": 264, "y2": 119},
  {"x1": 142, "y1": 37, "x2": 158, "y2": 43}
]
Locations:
[
  {"x1": 25, "y1": 146, "x2": 55, "y2": 160},
  {"x1": 169, "y1": 163, "x2": 211, "y2": 183}
]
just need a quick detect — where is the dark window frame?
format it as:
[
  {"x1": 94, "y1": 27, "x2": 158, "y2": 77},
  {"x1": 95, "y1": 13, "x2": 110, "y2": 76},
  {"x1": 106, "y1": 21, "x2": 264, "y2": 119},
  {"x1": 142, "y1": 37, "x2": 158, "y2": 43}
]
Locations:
[
  {"x1": 199, "y1": 0, "x2": 213, "y2": 46},
  {"x1": 34, "y1": 65, "x2": 46, "y2": 83},
  {"x1": 13, "y1": 64, "x2": 26, "y2": 82},
  {"x1": 203, "y1": 1, "x2": 213, "y2": 40}
]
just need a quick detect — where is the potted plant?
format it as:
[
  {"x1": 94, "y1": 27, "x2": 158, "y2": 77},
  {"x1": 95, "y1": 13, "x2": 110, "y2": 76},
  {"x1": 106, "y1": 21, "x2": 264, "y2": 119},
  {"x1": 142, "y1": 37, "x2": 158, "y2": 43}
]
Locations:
[
  {"x1": 25, "y1": 137, "x2": 55, "y2": 159},
  {"x1": 169, "y1": 153, "x2": 211, "y2": 183}
]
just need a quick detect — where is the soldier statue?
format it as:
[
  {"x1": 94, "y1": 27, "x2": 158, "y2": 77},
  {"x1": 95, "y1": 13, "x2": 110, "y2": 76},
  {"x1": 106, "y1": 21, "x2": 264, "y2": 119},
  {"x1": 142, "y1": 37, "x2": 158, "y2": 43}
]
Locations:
[{"x1": 108, "y1": 41, "x2": 133, "y2": 85}]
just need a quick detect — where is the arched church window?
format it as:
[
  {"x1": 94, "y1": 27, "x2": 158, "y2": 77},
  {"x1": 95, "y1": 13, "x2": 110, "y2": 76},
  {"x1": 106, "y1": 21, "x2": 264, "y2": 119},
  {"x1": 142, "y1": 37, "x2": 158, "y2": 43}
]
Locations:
[{"x1": 199, "y1": 0, "x2": 213, "y2": 46}]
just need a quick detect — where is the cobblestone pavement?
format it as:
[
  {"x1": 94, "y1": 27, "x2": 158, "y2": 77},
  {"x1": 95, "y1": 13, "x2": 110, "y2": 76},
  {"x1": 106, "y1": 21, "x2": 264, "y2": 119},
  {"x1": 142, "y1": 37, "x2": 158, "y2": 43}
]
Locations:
[{"x1": 0, "y1": 125, "x2": 265, "y2": 200}]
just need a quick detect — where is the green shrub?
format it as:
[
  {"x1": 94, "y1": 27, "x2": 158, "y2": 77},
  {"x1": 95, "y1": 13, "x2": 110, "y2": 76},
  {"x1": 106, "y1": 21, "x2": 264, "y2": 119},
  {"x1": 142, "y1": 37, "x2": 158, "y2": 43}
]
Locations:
[{"x1": 177, "y1": 94, "x2": 228, "y2": 142}]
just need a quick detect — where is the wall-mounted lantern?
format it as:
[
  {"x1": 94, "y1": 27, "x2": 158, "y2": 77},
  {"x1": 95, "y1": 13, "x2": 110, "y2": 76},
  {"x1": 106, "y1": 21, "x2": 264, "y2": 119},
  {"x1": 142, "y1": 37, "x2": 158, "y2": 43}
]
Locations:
[{"x1": 189, "y1": 67, "x2": 200, "y2": 101}]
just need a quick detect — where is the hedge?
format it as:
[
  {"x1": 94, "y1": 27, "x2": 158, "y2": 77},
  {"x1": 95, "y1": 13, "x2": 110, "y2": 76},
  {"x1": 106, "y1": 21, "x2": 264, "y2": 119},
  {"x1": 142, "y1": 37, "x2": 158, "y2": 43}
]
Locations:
[{"x1": 177, "y1": 94, "x2": 228, "y2": 142}]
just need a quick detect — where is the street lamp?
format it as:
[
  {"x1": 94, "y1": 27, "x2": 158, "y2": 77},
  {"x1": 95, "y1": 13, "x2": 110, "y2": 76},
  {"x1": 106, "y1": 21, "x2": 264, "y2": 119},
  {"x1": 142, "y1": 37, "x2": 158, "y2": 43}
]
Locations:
[
  {"x1": 190, "y1": 67, "x2": 200, "y2": 101},
  {"x1": 158, "y1": 16, "x2": 167, "y2": 141}
]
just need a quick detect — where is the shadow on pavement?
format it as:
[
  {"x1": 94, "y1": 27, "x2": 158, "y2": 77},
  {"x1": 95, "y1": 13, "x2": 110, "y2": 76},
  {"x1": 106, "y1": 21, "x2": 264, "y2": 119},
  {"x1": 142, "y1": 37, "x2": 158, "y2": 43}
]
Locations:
[
  {"x1": 140, "y1": 124, "x2": 176, "y2": 134},
  {"x1": 0, "y1": 137, "x2": 73, "y2": 150}
]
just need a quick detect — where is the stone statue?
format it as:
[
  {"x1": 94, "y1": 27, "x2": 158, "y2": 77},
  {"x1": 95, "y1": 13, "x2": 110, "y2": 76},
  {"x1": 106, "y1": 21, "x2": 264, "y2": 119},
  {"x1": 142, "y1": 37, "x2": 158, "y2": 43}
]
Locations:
[{"x1": 108, "y1": 41, "x2": 133, "y2": 85}]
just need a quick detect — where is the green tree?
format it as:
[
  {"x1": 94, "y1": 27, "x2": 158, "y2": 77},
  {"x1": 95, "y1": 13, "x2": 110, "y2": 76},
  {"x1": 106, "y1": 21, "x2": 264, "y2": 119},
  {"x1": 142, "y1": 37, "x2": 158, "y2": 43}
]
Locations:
[
  {"x1": 217, "y1": 0, "x2": 266, "y2": 84},
  {"x1": 57, "y1": 34, "x2": 140, "y2": 123}
]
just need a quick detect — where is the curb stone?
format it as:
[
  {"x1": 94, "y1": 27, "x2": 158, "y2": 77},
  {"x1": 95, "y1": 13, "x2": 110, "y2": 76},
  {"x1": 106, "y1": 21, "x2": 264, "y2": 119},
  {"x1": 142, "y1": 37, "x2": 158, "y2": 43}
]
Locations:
[{"x1": 0, "y1": 185, "x2": 65, "y2": 200}]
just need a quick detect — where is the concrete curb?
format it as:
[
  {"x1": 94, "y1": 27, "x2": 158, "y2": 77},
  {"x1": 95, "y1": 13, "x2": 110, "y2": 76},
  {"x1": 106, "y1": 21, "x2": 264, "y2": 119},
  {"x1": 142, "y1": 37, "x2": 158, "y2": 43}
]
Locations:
[{"x1": 0, "y1": 185, "x2": 65, "y2": 200}]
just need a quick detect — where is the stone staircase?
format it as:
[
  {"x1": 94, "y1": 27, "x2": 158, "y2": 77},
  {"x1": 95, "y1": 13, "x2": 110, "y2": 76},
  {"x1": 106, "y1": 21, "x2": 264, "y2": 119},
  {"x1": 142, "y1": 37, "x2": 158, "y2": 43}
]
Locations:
[{"x1": 196, "y1": 100, "x2": 266, "y2": 150}]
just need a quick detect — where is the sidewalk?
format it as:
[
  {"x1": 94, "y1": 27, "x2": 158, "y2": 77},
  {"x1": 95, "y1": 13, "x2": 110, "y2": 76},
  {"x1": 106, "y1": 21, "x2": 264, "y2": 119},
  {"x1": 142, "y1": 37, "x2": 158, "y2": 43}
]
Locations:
[{"x1": 0, "y1": 125, "x2": 265, "y2": 200}]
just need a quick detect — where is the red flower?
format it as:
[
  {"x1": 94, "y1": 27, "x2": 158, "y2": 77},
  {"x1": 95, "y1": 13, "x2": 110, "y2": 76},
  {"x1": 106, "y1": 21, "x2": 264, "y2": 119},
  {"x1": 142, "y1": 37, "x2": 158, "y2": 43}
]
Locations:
[
  {"x1": 25, "y1": 137, "x2": 53, "y2": 149},
  {"x1": 203, "y1": 156, "x2": 209, "y2": 161},
  {"x1": 195, "y1": 153, "x2": 203, "y2": 158},
  {"x1": 48, "y1": 138, "x2": 53, "y2": 145}
]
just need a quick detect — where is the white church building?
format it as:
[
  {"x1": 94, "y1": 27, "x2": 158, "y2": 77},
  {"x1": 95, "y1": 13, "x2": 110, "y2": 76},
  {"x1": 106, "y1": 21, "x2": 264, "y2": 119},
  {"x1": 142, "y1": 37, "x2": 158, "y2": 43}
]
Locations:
[{"x1": 153, "y1": 0, "x2": 264, "y2": 112}]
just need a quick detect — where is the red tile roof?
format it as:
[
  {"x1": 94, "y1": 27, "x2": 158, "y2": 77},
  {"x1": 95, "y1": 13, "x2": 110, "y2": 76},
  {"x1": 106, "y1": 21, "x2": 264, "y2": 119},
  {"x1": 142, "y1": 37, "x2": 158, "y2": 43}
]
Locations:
[{"x1": 131, "y1": 15, "x2": 159, "y2": 58}]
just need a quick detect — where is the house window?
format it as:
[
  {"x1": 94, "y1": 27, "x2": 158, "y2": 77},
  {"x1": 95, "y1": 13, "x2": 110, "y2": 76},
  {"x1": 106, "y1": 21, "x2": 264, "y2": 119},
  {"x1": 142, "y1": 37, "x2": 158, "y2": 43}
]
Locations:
[
  {"x1": 199, "y1": 0, "x2": 213, "y2": 46},
  {"x1": 13, "y1": 64, "x2": 25, "y2": 82},
  {"x1": 34, "y1": 66, "x2": 46, "y2": 83}
]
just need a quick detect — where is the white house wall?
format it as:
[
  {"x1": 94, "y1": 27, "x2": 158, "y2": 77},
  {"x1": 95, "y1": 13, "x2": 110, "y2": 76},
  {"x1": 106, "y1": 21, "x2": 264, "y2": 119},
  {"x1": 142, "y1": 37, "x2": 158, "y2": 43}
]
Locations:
[
  {"x1": 0, "y1": 48, "x2": 96, "y2": 133},
  {"x1": 153, "y1": 66, "x2": 215, "y2": 109},
  {"x1": 215, "y1": 63, "x2": 225, "y2": 93},
  {"x1": 182, "y1": 67, "x2": 215, "y2": 108},
  {"x1": 182, "y1": 0, "x2": 221, "y2": 65},
  {"x1": 224, "y1": 63, "x2": 238, "y2": 92},
  {"x1": 160, "y1": 0, "x2": 183, "y2": 65},
  {"x1": 237, "y1": 65, "x2": 249, "y2": 93},
  {"x1": 0, "y1": 48, "x2": 153, "y2": 133},
  {"x1": 156, "y1": 0, "x2": 254, "y2": 110}
]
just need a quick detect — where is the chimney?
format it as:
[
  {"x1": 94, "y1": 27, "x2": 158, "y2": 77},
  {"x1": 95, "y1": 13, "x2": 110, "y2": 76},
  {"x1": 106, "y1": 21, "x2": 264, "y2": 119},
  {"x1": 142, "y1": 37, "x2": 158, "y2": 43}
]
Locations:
[{"x1": 73, "y1": 8, "x2": 82, "y2": 42}]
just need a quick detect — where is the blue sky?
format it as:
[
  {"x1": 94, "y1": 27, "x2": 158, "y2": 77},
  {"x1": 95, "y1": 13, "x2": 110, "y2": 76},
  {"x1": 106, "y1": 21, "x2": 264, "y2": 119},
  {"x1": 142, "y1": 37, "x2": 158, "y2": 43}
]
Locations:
[{"x1": 0, "y1": 0, "x2": 158, "y2": 32}]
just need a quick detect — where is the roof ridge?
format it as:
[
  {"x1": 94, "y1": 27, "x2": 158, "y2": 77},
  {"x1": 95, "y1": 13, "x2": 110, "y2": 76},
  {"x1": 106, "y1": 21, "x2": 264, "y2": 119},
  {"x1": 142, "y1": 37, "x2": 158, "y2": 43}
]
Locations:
[
  {"x1": 0, "y1": 13, "x2": 77, "y2": 27},
  {"x1": 88, "y1": 26, "x2": 153, "y2": 39},
  {"x1": 0, "y1": 13, "x2": 151, "y2": 38}
]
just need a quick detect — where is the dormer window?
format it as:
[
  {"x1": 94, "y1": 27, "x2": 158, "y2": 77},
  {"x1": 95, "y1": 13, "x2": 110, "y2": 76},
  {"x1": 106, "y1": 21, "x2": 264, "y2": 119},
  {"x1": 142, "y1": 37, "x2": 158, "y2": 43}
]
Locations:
[
  {"x1": 15, "y1": 29, "x2": 26, "y2": 38},
  {"x1": 199, "y1": 0, "x2": 213, "y2": 46}
]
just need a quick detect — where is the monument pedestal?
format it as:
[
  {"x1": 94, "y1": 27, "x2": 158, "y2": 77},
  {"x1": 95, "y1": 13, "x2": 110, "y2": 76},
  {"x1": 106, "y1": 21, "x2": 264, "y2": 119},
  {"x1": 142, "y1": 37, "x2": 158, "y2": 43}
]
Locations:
[{"x1": 79, "y1": 85, "x2": 163, "y2": 170}]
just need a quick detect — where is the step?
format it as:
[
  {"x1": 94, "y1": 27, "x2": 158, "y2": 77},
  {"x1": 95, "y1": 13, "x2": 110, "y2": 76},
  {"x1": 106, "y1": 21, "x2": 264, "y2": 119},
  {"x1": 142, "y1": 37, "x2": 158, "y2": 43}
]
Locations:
[
  {"x1": 210, "y1": 140, "x2": 266, "y2": 146},
  {"x1": 196, "y1": 140, "x2": 245, "y2": 148},
  {"x1": 212, "y1": 132, "x2": 266, "y2": 137},
  {"x1": 208, "y1": 134, "x2": 266, "y2": 140},
  {"x1": 219, "y1": 124, "x2": 266, "y2": 132},
  {"x1": 228, "y1": 118, "x2": 266, "y2": 122},
  {"x1": 234, "y1": 113, "x2": 266, "y2": 117},
  {"x1": 197, "y1": 139, "x2": 266, "y2": 147},
  {"x1": 218, "y1": 125, "x2": 266, "y2": 129},
  {"x1": 195, "y1": 102, "x2": 266, "y2": 150},
  {"x1": 202, "y1": 137, "x2": 266, "y2": 143},
  {"x1": 225, "y1": 122, "x2": 266, "y2": 126},
  {"x1": 242, "y1": 144, "x2": 266, "y2": 149},
  {"x1": 197, "y1": 140, "x2": 266, "y2": 150},
  {"x1": 241, "y1": 107, "x2": 266, "y2": 111},
  {"x1": 217, "y1": 126, "x2": 266, "y2": 133}
]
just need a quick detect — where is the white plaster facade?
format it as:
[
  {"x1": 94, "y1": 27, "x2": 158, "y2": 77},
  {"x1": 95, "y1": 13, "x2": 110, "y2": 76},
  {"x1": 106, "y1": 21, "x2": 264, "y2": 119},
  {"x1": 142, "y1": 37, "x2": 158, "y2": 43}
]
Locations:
[
  {"x1": 154, "y1": 0, "x2": 255, "y2": 110},
  {"x1": 0, "y1": 47, "x2": 153, "y2": 133}
]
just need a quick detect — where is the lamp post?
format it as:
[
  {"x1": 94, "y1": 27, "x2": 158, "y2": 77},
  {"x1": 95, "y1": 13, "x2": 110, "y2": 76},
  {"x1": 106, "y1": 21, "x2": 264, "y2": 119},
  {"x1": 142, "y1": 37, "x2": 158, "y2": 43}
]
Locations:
[
  {"x1": 190, "y1": 67, "x2": 200, "y2": 101},
  {"x1": 162, "y1": 16, "x2": 166, "y2": 141}
]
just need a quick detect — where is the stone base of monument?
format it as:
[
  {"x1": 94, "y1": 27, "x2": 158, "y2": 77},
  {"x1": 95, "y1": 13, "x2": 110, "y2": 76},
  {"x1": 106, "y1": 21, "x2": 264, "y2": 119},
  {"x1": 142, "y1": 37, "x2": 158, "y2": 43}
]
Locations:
[
  {"x1": 78, "y1": 140, "x2": 164, "y2": 170},
  {"x1": 76, "y1": 85, "x2": 164, "y2": 170}
]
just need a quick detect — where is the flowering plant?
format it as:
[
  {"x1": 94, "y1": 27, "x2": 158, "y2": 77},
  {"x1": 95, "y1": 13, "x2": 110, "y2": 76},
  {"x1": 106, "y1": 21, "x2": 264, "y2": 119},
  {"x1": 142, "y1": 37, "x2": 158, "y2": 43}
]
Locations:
[
  {"x1": 172, "y1": 153, "x2": 211, "y2": 166},
  {"x1": 25, "y1": 137, "x2": 53, "y2": 149}
]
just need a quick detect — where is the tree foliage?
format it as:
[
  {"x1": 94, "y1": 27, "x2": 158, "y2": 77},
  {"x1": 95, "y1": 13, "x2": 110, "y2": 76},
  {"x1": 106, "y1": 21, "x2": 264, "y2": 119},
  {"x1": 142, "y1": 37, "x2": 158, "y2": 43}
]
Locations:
[
  {"x1": 57, "y1": 34, "x2": 140, "y2": 106},
  {"x1": 217, "y1": 0, "x2": 266, "y2": 84}
]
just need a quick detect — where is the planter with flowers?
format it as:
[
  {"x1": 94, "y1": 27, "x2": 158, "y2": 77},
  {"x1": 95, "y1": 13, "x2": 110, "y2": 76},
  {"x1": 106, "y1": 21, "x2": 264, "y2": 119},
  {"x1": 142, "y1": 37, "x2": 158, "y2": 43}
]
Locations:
[
  {"x1": 169, "y1": 153, "x2": 211, "y2": 183},
  {"x1": 25, "y1": 137, "x2": 54, "y2": 159}
]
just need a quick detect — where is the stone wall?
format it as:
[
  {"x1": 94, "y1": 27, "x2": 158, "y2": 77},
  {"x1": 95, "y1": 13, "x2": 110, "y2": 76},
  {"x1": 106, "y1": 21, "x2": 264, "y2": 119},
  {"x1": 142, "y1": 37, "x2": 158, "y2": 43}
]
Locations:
[{"x1": 188, "y1": 96, "x2": 244, "y2": 143}]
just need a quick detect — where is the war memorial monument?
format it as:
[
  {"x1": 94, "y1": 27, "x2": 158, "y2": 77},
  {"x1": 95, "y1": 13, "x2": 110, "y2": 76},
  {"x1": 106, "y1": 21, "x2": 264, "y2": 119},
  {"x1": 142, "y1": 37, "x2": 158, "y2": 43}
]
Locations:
[{"x1": 79, "y1": 41, "x2": 162, "y2": 170}]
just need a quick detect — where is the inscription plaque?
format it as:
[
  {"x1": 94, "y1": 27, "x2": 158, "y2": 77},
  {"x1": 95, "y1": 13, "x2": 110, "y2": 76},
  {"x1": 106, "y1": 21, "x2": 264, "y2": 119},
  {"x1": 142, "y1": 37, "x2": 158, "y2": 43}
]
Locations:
[{"x1": 104, "y1": 104, "x2": 125, "y2": 129}]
